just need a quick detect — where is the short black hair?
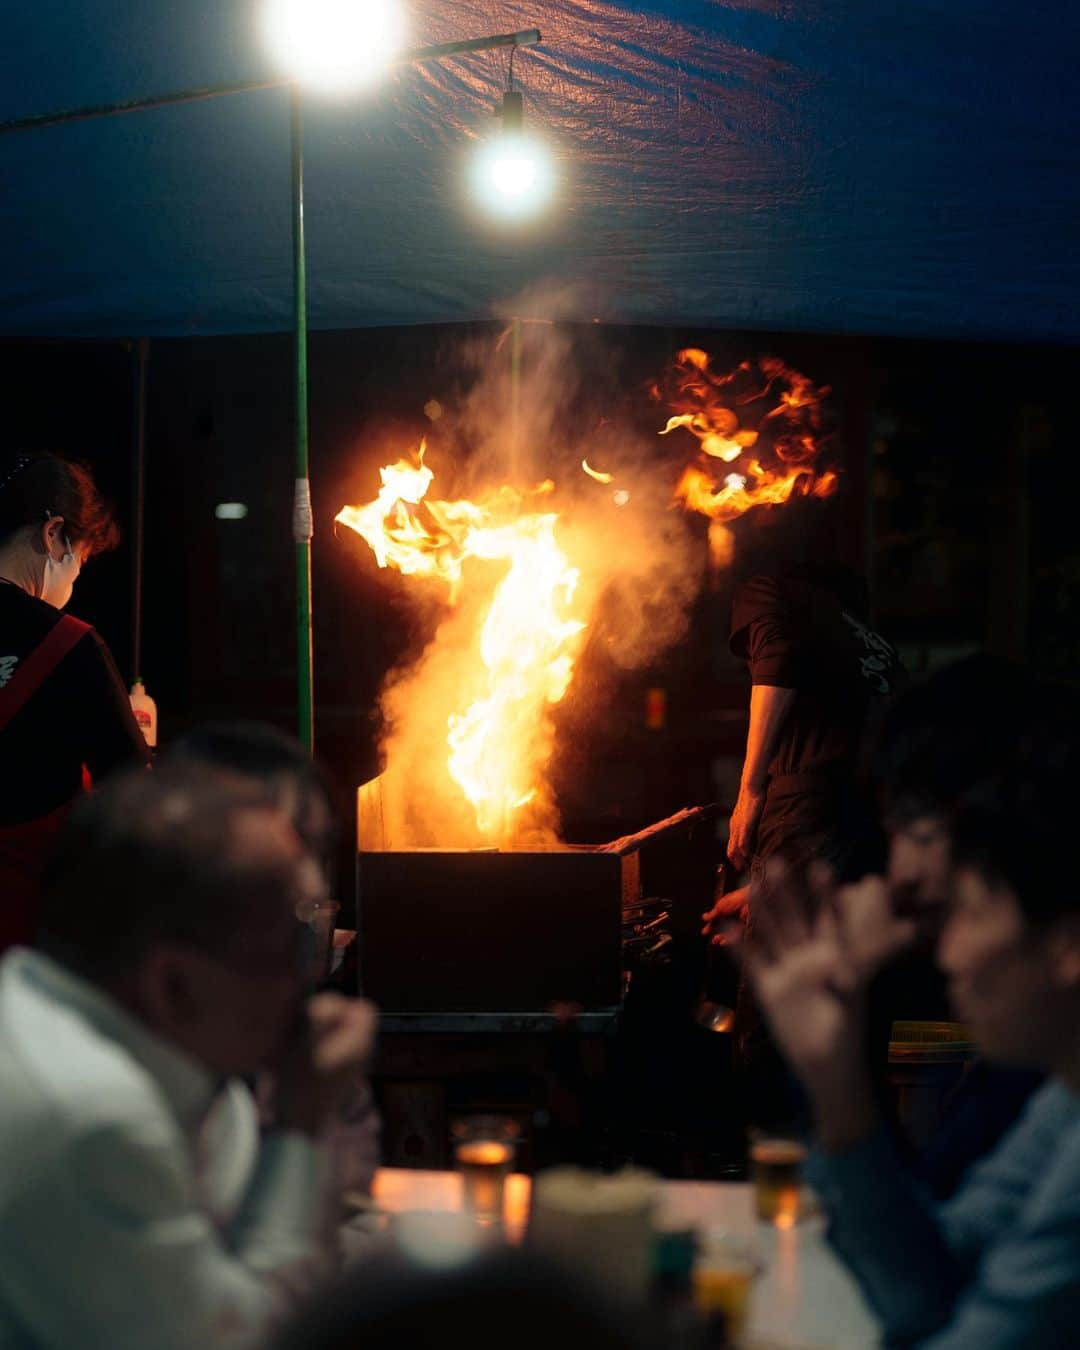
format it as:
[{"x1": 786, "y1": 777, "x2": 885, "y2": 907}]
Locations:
[
  {"x1": 38, "y1": 764, "x2": 305, "y2": 980},
  {"x1": 870, "y1": 653, "x2": 1037, "y2": 825},
  {"x1": 950, "y1": 704, "x2": 1080, "y2": 927}
]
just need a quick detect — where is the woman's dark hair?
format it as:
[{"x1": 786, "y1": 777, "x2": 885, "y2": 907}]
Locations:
[{"x1": 0, "y1": 451, "x2": 120, "y2": 555}]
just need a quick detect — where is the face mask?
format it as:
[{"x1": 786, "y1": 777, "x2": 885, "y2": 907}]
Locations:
[{"x1": 41, "y1": 535, "x2": 80, "y2": 609}]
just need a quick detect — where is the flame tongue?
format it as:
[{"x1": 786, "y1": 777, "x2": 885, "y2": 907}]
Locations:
[
  {"x1": 449, "y1": 514, "x2": 584, "y2": 836},
  {"x1": 336, "y1": 446, "x2": 585, "y2": 844},
  {"x1": 335, "y1": 442, "x2": 518, "y2": 593},
  {"x1": 655, "y1": 351, "x2": 837, "y2": 563}
]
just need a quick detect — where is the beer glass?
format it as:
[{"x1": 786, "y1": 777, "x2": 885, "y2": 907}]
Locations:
[
  {"x1": 692, "y1": 1230, "x2": 762, "y2": 1345},
  {"x1": 750, "y1": 1136, "x2": 808, "y2": 1226},
  {"x1": 452, "y1": 1116, "x2": 518, "y2": 1225}
]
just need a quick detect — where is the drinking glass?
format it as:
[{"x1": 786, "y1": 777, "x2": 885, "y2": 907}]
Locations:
[
  {"x1": 451, "y1": 1116, "x2": 519, "y2": 1225},
  {"x1": 750, "y1": 1135, "x2": 808, "y2": 1227},
  {"x1": 692, "y1": 1230, "x2": 762, "y2": 1345}
]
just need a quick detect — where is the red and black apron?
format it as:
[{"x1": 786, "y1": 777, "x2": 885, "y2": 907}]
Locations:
[{"x1": 0, "y1": 615, "x2": 91, "y2": 951}]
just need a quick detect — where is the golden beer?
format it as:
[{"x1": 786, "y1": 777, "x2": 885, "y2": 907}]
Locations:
[
  {"x1": 692, "y1": 1232, "x2": 761, "y2": 1345},
  {"x1": 693, "y1": 1265, "x2": 754, "y2": 1343},
  {"x1": 455, "y1": 1139, "x2": 513, "y2": 1223},
  {"x1": 751, "y1": 1138, "x2": 807, "y2": 1226}
]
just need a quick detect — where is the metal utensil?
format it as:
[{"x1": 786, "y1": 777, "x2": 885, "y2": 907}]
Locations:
[{"x1": 693, "y1": 863, "x2": 736, "y2": 1034}]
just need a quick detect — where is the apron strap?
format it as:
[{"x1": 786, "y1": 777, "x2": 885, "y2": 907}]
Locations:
[{"x1": 0, "y1": 615, "x2": 91, "y2": 733}]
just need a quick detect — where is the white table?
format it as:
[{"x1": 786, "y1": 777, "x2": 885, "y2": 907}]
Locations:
[{"x1": 357, "y1": 1169, "x2": 880, "y2": 1349}]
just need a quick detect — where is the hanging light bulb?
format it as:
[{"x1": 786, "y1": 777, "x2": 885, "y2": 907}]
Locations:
[
  {"x1": 262, "y1": 0, "x2": 407, "y2": 94},
  {"x1": 471, "y1": 86, "x2": 554, "y2": 219}
]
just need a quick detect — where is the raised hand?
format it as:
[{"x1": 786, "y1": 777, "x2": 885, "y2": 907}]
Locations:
[
  {"x1": 831, "y1": 871, "x2": 919, "y2": 982},
  {"x1": 740, "y1": 859, "x2": 883, "y2": 1150},
  {"x1": 742, "y1": 859, "x2": 859, "y2": 1077},
  {"x1": 272, "y1": 994, "x2": 378, "y2": 1138}
]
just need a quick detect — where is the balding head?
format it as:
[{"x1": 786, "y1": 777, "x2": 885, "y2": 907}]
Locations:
[
  {"x1": 39, "y1": 764, "x2": 319, "y2": 983},
  {"x1": 38, "y1": 764, "x2": 329, "y2": 1074}
]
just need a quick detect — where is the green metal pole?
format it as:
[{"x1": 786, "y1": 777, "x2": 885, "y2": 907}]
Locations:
[
  {"x1": 0, "y1": 23, "x2": 544, "y2": 754},
  {"x1": 0, "y1": 31, "x2": 542, "y2": 136},
  {"x1": 510, "y1": 316, "x2": 522, "y2": 479},
  {"x1": 130, "y1": 337, "x2": 150, "y2": 684},
  {"x1": 291, "y1": 88, "x2": 314, "y2": 752}
]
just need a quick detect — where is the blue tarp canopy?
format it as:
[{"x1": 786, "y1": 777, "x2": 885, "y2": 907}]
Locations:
[{"x1": 2, "y1": 2, "x2": 1078, "y2": 342}]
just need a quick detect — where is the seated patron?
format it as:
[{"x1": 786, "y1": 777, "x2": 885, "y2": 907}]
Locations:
[
  {"x1": 0, "y1": 765, "x2": 376, "y2": 1349},
  {"x1": 742, "y1": 698, "x2": 1080, "y2": 1347},
  {"x1": 166, "y1": 723, "x2": 379, "y2": 1208},
  {"x1": 867, "y1": 655, "x2": 1047, "y2": 1193}
]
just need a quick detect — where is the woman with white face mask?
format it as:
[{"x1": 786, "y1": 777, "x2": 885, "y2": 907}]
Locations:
[{"x1": 0, "y1": 452, "x2": 150, "y2": 950}]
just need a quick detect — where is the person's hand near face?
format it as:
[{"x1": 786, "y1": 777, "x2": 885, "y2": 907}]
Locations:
[
  {"x1": 271, "y1": 994, "x2": 378, "y2": 1138},
  {"x1": 829, "y1": 870, "x2": 921, "y2": 981},
  {"x1": 740, "y1": 859, "x2": 919, "y2": 1151}
]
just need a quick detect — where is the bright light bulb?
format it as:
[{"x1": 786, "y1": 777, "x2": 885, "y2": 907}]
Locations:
[
  {"x1": 262, "y1": 0, "x2": 407, "y2": 93},
  {"x1": 491, "y1": 154, "x2": 538, "y2": 196},
  {"x1": 471, "y1": 133, "x2": 554, "y2": 219}
]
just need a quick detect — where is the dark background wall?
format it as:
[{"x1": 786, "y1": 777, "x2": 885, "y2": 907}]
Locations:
[{"x1": 3, "y1": 327, "x2": 1076, "y2": 859}]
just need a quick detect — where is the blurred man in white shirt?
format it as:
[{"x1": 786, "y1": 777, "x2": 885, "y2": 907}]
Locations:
[{"x1": 0, "y1": 765, "x2": 376, "y2": 1349}]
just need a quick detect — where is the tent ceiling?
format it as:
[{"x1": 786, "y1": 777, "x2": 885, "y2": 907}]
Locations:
[{"x1": 2, "y1": 2, "x2": 1077, "y2": 341}]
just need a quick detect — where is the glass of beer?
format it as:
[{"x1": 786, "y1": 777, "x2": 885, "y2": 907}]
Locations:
[
  {"x1": 452, "y1": 1116, "x2": 519, "y2": 1226},
  {"x1": 692, "y1": 1230, "x2": 762, "y2": 1345},
  {"x1": 750, "y1": 1136, "x2": 808, "y2": 1227}
]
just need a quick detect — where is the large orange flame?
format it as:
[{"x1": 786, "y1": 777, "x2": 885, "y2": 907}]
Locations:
[
  {"x1": 336, "y1": 445, "x2": 584, "y2": 843},
  {"x1": 342, "y1": 349, "x2": 838, "y2": 848}
]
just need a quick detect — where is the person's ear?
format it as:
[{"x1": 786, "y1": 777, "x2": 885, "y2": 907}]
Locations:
[
  {"x1": 37, "y1": 516, "x2": 65, "y2": 559},
  {"x1": 1046, "y1": 919, "x2": 1080, "y2": 989},
  {"x1": 134, "y1": 944, "x2": 201, "y2": 1036}
]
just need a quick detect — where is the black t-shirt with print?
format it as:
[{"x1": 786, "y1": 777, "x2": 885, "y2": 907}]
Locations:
[
  {"x1": 730, "y1": 566, "x2": 901, "y2": 870},
  {"x1": 0, "y1": 582, "x2": 150, "y2": 826}
]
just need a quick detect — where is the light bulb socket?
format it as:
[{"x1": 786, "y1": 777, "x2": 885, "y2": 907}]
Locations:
[{"x1": 500, "y1": 90, "x2": 524, "y2": 132}]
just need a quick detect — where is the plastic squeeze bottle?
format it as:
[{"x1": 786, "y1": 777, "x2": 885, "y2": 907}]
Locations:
[{"x1": 129, "y1": 678, "x2": 158, "y2": 749}]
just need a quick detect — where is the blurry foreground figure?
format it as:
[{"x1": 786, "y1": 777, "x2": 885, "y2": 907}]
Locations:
[
  {"x1": 0, "y1": 765, "x2": 376, "y2": 1349},
  {"x1": 167, "y1": 723, "x2": 379, "y2": 1207},
  {"x1": 167, "y1": 723, "x2": 338, "y2": 885},
  {"x1": 868, "y1": 655, "x2": 1046, "y2": 1191},
  {"x1": 742, "y1": 695, "x2": 1080, "y2": 1348},
  {"x1": 270, "y1": 1247, "x2": 647, "y2": 1350}
]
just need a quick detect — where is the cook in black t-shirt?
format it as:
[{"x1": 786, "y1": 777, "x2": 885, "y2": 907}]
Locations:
[
  {"x1": 1, "y1": 451, "x2": 151, "y2": 949},
  {"x1": 0, "y1": 581, "x2": 149, "y2": 826},
  {"x1": 726, "y1": 561, "x2": 901, "y2": 881}
]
